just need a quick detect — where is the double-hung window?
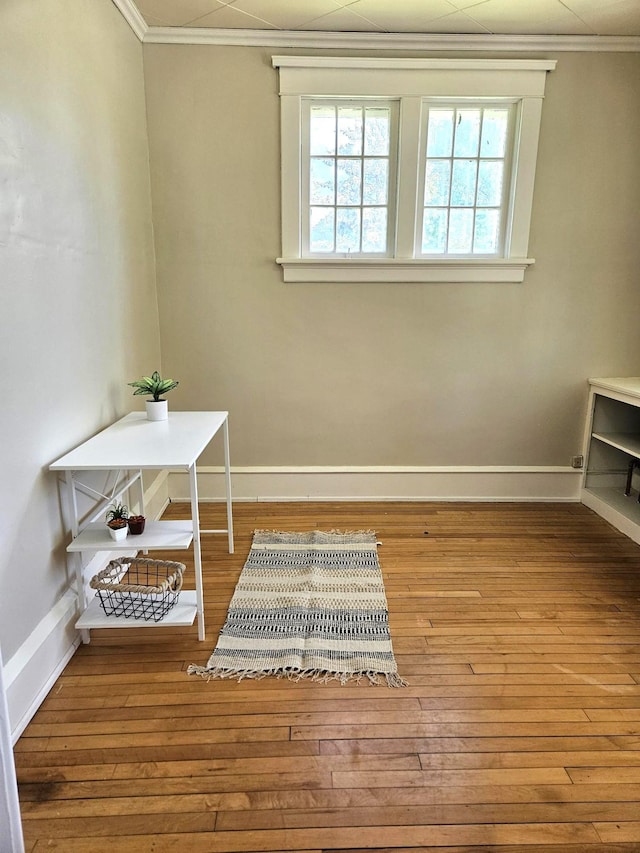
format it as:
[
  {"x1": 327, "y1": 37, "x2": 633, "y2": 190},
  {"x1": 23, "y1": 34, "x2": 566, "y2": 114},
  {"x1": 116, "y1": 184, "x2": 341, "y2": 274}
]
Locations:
[
  {"x1": 305, "y1": 101, "x2": 398, "y2": 256},
  {"x1": 274, "y1": 57, "x2": 556, "y2": 283},
  {"x1": 421, "y1": 103, "x2": 513, "y2": 257}
]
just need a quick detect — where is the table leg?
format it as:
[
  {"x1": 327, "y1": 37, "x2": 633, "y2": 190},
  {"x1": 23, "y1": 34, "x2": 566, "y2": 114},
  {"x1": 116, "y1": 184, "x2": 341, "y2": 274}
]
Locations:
[
  {"x1": 223, "y1": 417, "x2": 234, "y2": 554},
  {"x1": 64, "y1": 471, "x2": 90, "y2": 644},
  {"x1": 189, "y1": 464, "x2": 205, "y2": 641}
]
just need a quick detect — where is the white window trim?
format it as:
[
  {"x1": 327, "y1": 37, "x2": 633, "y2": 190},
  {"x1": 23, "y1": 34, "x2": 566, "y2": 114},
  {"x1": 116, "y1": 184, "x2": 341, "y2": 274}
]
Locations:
[{"x1": 273, "y1": 56, "x2": 556, "y2": 283}]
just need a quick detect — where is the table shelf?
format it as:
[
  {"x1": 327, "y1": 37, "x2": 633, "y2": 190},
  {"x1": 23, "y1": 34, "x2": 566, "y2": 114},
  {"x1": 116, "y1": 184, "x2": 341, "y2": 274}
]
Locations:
[
  {"x1": 67, "y1": 520, "x2": 193, "y2": 553},
  {"x1": 76, "y1": 590, "x2": 197, "y2": 630}
]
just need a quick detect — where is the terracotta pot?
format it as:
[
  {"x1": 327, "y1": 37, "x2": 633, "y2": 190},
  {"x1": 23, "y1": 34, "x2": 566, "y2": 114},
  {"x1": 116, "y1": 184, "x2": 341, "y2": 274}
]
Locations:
[{"x1": 128, "y1": 515, "x2": 146, "y2": 535}]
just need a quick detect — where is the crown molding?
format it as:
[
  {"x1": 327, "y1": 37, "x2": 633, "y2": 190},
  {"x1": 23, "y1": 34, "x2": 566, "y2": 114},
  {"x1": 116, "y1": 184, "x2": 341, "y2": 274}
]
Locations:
[
  {"x1": 111, "y1": 0, "x2": 148, "y2": 41},
  {"x1": 272, "y1": 56, "x2": 557, "y2": 69},
  {"x1": 142, "y1": 27, "x2": 640, "y2": 52}
]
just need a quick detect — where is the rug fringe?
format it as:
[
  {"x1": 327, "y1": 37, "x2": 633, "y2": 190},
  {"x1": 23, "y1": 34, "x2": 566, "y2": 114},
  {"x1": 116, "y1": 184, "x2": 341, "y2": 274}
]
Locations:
[
  {"x1": 252, "y1": 528, "x2": 382, "y2": 547},
  {"x1": 253, "y1": 528, "x2": 378, "y2": 537},
  {"x1": 187, "y1": 664, "x2": 408, "y2": 688}
]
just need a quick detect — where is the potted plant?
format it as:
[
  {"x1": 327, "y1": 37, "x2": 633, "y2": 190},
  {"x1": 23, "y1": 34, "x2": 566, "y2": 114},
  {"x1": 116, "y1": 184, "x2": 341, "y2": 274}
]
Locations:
[
  {"x1": 106, "y1": 502, "x2": 129, "y2": 542},
  {"x1": 128, "y1": 514, "x2": 146, "y2": 535},
  {"x1": 128, "y1": 370, "x2": 179, "y2": 421}
]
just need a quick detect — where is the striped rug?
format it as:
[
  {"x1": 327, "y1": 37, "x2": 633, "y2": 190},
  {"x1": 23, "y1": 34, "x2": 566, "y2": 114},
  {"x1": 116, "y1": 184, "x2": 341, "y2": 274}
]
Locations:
[{"x1": 188, "y1": 529, "x2": 407, "y2": 687}]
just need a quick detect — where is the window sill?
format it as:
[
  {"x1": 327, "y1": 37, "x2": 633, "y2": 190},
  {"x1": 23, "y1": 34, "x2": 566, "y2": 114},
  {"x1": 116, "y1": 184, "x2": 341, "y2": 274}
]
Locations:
[{"x1": 276, "y1": 257, "x2": 535, "y2": 283}]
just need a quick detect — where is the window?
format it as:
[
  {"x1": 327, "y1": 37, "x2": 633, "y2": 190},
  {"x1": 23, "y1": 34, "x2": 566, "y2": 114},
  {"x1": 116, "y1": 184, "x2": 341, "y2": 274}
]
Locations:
[
  {"x1": 305, "y1": 101, "x2": 397, "y2": 256},
  {"x1": 421, "y1": 104, "x2": 513, "y2": 256},
  {"x1": 273, "y1": 57, "x2": 556, "y2": 283}
]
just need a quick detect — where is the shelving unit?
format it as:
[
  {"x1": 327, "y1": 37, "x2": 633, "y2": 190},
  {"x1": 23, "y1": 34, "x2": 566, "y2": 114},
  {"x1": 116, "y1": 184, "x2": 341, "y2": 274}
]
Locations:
[
  {"x1": 50, "y1": 411, "x2": 233, "y2": 641},
  {"x1": 581, "y1": 378, "x2": 640, "y2": 545}
]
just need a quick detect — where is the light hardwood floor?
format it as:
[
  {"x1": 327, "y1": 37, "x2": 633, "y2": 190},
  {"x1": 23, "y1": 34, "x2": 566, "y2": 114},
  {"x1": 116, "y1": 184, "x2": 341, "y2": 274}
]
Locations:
[{"x1": 15, "y1": 500, "x2": 640, "y2": 852}]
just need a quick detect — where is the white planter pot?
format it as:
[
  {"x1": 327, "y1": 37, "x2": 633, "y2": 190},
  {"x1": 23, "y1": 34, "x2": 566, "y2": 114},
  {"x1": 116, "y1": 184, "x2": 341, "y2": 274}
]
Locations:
[
  {"x1": 146, "y1": 399, "x2": 168, "y2": 421},
  {"x1": 108, "y1": 524, "x2": 128, "y2": 542}
]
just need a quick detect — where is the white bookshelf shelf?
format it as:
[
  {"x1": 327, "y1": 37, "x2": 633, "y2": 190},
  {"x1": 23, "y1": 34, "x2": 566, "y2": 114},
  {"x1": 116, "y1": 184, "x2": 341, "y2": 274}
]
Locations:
[
  {"x1": 581, "y1": 487, "x2": 640, "y2": 545},
  {"x1": 582, "y1": 379, "x2": 640, "y2": 547},
  {"x1": 67, "y1": 520, "x2": 193, "y2": 553},
  {"x1": 592, "y1": 432, "x2": 640, "y2": 459}
]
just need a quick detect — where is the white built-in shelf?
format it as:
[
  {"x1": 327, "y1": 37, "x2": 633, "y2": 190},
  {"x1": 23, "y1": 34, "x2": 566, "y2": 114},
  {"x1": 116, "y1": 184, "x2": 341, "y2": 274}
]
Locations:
[
  {"x1": 582, "y1": 379, "x2": 640, "y2": 548},
  {"x1": 588, "y1": 377, "x2": 640, "y2": 402},
  {"x1": 592, "y1": 432, "x2": 640, "y2": 459},
  {"x1": 75, "y1": 590, "x2": 197, "y2": 630},
  {"x1": 583, "y1": 486, "x2": 640, "y2": 519},
  {"x1": 581, "y1": 486, "x2": 640, "y2": 547},
  {"x1": 67, "y1": 520, "x2": 193, "y2": 553}
]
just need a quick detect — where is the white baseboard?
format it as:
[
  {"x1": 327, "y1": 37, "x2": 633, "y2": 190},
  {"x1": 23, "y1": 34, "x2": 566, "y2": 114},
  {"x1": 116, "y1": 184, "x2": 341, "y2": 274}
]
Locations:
[
  {"x1": 169, "y1": 465, "x2": 582, "y2": 502},
  {"x1": 5, "y1": 546, "x2": 119, "y2": 742},
  {"x1": 5, "y1": 588, "x2": 80, "y2": 743},
  {"x1": 4, "y1": 473, "x2": 171, "y2": 743}
]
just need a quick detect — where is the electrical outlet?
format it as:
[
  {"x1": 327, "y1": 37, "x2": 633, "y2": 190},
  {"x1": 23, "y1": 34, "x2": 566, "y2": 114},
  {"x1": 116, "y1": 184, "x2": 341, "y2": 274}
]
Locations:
[{"x1": 571, "y1": 455, "x2": 584, "y2": 469}]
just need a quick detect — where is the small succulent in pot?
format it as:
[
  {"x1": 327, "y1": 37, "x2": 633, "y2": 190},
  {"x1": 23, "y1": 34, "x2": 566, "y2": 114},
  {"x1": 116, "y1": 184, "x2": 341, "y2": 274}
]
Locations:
[
  {"x1": 128, "y1": 514, "x2": 146, "y2": 535},
  {"x1": 106, "y1": 502, "x2": 129, "y2": 541},
  {"x1": 129, "y1": 371, "x2": 179, "y2": 421},
  {"x1": 128, "y1": 371, "x2": 179, "y2": 402}
]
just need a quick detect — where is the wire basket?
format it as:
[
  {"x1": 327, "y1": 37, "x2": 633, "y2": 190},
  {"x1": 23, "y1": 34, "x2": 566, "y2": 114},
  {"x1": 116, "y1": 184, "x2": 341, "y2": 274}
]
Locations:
[{"x1": 90, "y1": 557, "x2": 185, "y2": 622}]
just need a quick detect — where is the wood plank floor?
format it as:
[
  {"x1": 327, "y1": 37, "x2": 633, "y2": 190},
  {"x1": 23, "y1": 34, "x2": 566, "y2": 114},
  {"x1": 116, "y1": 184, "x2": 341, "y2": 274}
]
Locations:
[{"x1": 15, "y1": 500, "x2": 640, "y2": 852}]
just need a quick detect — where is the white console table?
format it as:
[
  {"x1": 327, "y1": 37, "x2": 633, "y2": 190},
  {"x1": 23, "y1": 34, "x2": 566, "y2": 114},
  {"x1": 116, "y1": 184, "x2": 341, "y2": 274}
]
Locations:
[
  {"x1": 50, "y1": 411, "x2": 233, "y2": 641},
  {"x1": 581, "y1": 378, "x2": 640, "y2": 546}
]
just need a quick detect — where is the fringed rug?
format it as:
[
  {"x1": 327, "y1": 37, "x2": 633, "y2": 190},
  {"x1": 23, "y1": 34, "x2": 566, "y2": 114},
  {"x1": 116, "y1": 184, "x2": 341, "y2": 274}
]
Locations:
[{"x1": 188, "y1": 530, "x2": 407, "y2": 687}]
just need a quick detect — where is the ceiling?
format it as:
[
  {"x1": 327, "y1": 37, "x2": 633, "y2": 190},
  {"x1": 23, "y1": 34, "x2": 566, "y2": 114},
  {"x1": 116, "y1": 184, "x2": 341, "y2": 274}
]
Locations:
[{"x1": 134, "y1": 0, "x2": 640, "y2": 36}]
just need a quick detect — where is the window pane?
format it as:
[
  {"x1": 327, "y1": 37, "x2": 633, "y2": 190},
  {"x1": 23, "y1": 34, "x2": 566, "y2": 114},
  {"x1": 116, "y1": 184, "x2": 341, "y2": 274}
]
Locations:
[
  {"x1": 453, "y1": 109, "x2": 480, "y2": 157},
  {"x1": 362, "y1": 207, "x2": 387, "y2": 252},
  {"x1": 420, "y1": 104, "x2": 513, "y2": 259},
  {"x1": 337, "y1": 107, "x2": 362, "y2": 156},
  {"x1": 363, "y1": 159, "x2": 388, "y2": 205},
  {"x1": 477, "y1": 161, "x2": 503, "y2": 207},
  {"x1": 336, "y1": 207, "x2": 361, "y2": 252},
  {"x1": 474, "y1": 209, "x2": 500, "y2": 253},
  {"x1": 306, "y1": 101, "x2": 395, "y2": 257},
  {"x1": 426, "y1": 110, "x2": 454, "y2": 157},
  {"x1": 310, "y1": 158, "x2": 335, "y2": 205},
  {"x1": 425, "y1": 160, "x2": 451, "y2": 207},
  {"x1": 481, "y1": 109, "x2": 509, "y2": 157},
  {"x1": 451, "y1": 160, "x2": 477, "y2": 207},
  {"x1": 337, "y1": 159, "x2": 362, "y2": 205},
  {"x1": 364, "y1": 108, "x2": 390, "y2": 155},
  {"x1": 310, "y1": 207, "x2": 335, "y2": 252},
  {"x1": 310, "y1": 106, "x2": 336, "y2": 155},
  {"x1": 448, "y1": 208, "x2": 474, "y2": 253},
  {"x1": 422, "y1": 209, "x2": 447, "y2": 253}
]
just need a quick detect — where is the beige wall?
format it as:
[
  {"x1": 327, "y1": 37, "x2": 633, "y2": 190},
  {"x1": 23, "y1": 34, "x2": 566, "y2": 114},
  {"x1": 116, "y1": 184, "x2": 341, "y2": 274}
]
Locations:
[
  {"x1": 143, "y1": 46, "x2": 640, "y2": 468},
  {"x1": 0, "y1": 0, "x2": 160, "y2": 683}
]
